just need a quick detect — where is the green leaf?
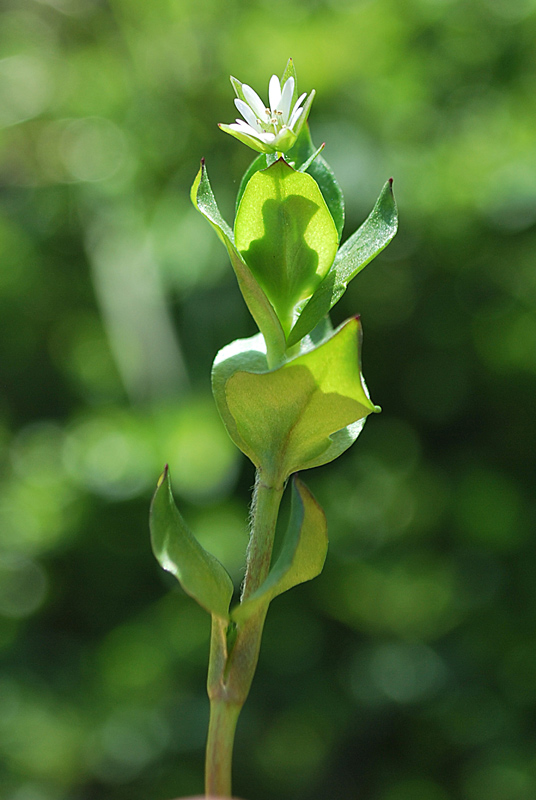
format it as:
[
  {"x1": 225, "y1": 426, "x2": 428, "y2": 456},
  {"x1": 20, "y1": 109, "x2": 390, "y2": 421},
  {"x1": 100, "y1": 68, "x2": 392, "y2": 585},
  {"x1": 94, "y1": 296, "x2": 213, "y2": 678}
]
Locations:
[
  {"x1": 280, "y1": 58, "x2": 298, "y2": 107},
  {"x1": 150, "y1": 465, "x2": 234, "y2": 619},
  {"x1": 232, "y1": 476, "x2": 327, "y2": 624},
  {"x1": 298, "y1": 142, "x2": 326, "y2": 174},
  {"x1": 191, "y1": 160, "x2": 286, "y2": 365},
  {"x1": 235, "y1": 144, "x2": 323, "y2": 215},
  {"x1": 234, "y1": 159, "x2": 339, "y2": 337},
  {"x1": 289, "y1": 90, "x2": 316, "y2": 149},
  {"x1": 212, "y1": 331, "x2": 268, "y2": 455},
  {"x1": 212, "y1": 316, "x2": 379, "y2": 482},
  {"x1": 212, "y1": 332, "x2": 268, "y2": 394},
  {"x1": 230, "y1": 74, "x2": 246, "y2": 102},
  {"x1": 287, "y1": 178, "x2": 398, "y2": 347},
  {"x1": 236, "y1": 153, "x2": 268, "y2": 214},
  {"x1": 287, "y1": 124, "x2": 345, "y2": 241}
]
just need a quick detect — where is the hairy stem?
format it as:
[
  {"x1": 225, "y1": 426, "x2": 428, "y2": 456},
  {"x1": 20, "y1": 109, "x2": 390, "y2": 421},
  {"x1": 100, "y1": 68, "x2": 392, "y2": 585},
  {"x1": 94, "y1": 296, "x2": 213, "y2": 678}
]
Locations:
[
  {"x1": 242, "y1": 472, "x2": 285, "y2": 600},
  {"x1": 204, "y1": 469, "x2": 284, "y2": 796}
]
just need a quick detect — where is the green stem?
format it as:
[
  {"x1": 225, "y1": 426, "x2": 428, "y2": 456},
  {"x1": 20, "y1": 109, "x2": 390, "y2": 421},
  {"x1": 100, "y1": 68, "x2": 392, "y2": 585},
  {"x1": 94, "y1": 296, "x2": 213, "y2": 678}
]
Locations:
[
  {"x1": 204, "y1": 469, "x2": 284, "y2": 796},
  {"x1": 265, "y1": 332, "x2": 287, "y2": 371},
  {"x1": 205, "y1": 697, "x2": 241, "y2": 797},
  {"x1": 242, "y1": 472, "x2": 285, "y2": 600}
]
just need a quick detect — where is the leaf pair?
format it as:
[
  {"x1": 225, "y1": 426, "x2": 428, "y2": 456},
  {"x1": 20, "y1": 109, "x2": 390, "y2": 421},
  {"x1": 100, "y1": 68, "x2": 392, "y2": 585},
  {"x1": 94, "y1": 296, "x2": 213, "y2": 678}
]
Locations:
[
  {"x1": 150, "y1": 467, "x2": 327, "y2": 625},
  {"x1": 191, "y1": 156, "x2": 397, "y2": 359},
  {"x1": 212, "y1": 316, "x2": 380, "y2": 485}
]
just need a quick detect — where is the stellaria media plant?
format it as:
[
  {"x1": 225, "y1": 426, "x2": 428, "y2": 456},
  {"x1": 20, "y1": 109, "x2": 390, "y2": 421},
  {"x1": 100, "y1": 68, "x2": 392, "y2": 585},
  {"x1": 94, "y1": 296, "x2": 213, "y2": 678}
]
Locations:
[{"x1": 150, "y1": 59, "x2": 398, "y2": 797}]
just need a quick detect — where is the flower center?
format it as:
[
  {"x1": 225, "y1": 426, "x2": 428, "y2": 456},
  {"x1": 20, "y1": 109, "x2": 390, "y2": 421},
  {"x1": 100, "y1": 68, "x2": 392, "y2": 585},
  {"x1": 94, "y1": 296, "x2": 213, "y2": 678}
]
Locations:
[{"x1": 254, "y1": 106, "x2": 286, "y2": 135}]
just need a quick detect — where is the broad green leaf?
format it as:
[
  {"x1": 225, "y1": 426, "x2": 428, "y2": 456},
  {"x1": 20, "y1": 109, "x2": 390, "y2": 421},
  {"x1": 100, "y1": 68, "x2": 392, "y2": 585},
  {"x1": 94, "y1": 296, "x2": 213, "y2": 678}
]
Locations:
[
  {"x1": 150, "y1": 465, "x2": 233, "y2": 619},
  {"x1": 288, "y1": 123, "x2": 345, "y2": 241},
  {"x1": 235, "y1": 159, "x2": 338, "y2": 337},
  {"x1": 232, "y1": 476, "x2": 327, "y2": 624},
  {"x1": 287, "y1": 178, "x2": 398, "y2": 347},
  {"x1": 236, "y1": 153, "x2": 268, "y2": 214},
  {"x1": 191, "y1": 160, "x2": 286, "y2": 365},
  {"x1": 234, "y1": 145, "x2": 324, "y2": 215},
  {"x1": 212, "y1": 332, "x2": 268, "y2": 456},
  {"x1": 213, "y1": 316, "x2": 380, "y2": 482}
]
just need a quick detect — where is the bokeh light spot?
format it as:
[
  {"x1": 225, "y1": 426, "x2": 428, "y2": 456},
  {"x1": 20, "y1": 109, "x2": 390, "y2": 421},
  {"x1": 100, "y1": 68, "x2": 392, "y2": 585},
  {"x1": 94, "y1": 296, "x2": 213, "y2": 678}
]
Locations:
[
  {"x1": 370, "y1": 641, "x2": 446, "y2": 703},
  {"x1": 60, "y1": 117, "x2": 127, "y2": 182},
  {"x1": 191, "y1": 501, "x2": 247, "y2": 580},
  {"x1": 328, "y1": 555, "x2": 459, "y2": 639},
  {"x1": 10, "y1": 423, "x2": 65, "y2": 488},
  {"x1": 0, "y1": 55, "x2": 53, "y2": 128},
  {"x1": 64, "y1": 412, "x2": 155, "y2": 499},
  {"x1": 256, "y1": 710, "x2": 329, "y2": 792},
  {"x1": 1, "y1": 698, "x2": 83, "y2": 783},
  {"x1": 0, "y1": 555, "x2": 48, "y2": 619},
  {"x1": 99, "y1": 623, "x2": 169, "y2": 695},
  {"x1": 90, "y1": 706, "x2": 169, "y2": 782},
  {"x1": 161, "y1": 399, "x2": 239, "y2": 503}
]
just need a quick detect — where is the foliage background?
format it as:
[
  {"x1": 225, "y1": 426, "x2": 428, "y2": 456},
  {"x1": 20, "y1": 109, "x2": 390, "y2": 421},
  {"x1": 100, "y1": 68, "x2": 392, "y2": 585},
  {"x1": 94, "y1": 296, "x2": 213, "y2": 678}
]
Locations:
[{"x1": 1, "y1": 0, "x2": 536, "y2": 798}]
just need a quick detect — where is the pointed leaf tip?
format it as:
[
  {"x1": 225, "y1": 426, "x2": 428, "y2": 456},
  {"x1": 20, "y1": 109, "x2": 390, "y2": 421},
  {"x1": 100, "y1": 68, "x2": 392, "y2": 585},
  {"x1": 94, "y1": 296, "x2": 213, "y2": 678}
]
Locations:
[
  {"x1": 287, "y1": 178, "x2": 398, "y2": 346},
  {"x1": 156, "y1": 465, "x2": 168, "y2": 490},
  {"x1": 218, "y1": 316, "x2": 378, "y2": 478},
  {"x1": 150, "y1": 467, "x2": 233, "y2": 619}
]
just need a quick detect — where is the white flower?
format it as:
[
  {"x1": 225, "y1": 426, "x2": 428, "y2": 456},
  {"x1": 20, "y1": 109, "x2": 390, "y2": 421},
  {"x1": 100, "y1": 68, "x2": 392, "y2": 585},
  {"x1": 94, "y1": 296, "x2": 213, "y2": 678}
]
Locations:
[{"x1": 219, "y1": 72, "x2": 314, "y2": 154}]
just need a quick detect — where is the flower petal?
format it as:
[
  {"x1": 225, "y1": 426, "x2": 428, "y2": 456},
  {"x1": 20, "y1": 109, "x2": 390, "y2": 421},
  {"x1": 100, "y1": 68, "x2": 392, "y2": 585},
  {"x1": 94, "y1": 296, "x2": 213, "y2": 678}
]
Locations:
[
  {"x1": 269, "y1": 74, "x2": 282, "y2": 113},
  {"x1": 219, "y1": 122, "x2": 274, "y2": 154},
  {"x1": 230, "y1": 121, "x2": 275, "y2": 143},
  {"x1": 288, "y1": 106, "x2": 303, "y2": 130},
  {"x1": 256, "y1": 130, "x2": 276, "y2": 143},
  {"x1": 242, "y1": 84, "x2": 266, "y2": 119},
  {"x1": 235, "y1": 98, "x2": 262, "y2": 131},
  {"x1": 229, "y1": 120, "x2": 261, "y2": 136},
  {"x1": 291, "y1": 89, "x2": 315, "y2": 141},
  {"x1": 292, "y1": 92, "x2": 307, "y2": 115},
  {"x1": 279, "y1": 77, "x2": 295, "y2": 121},
  {"x1": 272, "y1": 126, "x2": 298, "y2": 151}
]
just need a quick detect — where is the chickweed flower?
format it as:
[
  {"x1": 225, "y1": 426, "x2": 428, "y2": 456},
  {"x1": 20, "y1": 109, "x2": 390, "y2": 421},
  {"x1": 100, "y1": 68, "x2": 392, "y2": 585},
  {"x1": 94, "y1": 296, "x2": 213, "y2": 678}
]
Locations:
[{"x1": 219, "y1": 71, "x2": 315, "y2": 155}]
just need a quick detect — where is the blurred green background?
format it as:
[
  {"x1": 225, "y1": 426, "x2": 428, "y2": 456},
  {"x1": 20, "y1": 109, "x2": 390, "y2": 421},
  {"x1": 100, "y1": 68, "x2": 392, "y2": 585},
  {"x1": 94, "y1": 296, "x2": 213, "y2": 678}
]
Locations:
[{"x1": 1, "y1": 0, "x2": 536, "y2": 798}]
